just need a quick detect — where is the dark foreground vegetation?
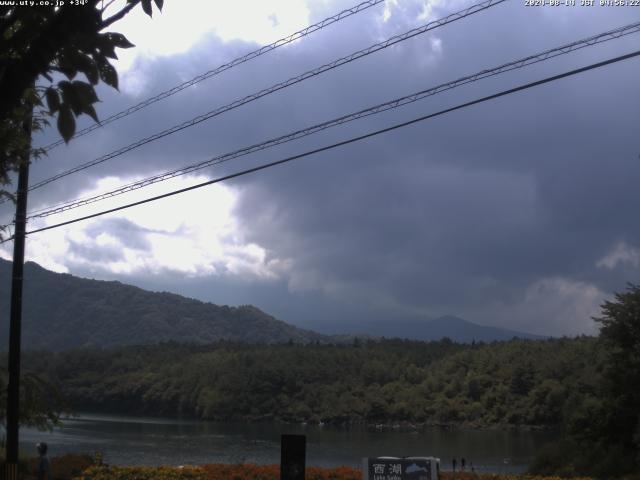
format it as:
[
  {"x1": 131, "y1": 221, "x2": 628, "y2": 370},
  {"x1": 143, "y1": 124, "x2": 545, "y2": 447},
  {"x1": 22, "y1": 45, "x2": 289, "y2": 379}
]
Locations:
[
  {"x1": 2, "y1": 285, "x2": 639, "y2": 478},
  {"x1": 0, "y1": 455, "x2": 598, "y2": 480},
  {"x1": 0, "y1": 454, "x2": 93, "y2": 480}
]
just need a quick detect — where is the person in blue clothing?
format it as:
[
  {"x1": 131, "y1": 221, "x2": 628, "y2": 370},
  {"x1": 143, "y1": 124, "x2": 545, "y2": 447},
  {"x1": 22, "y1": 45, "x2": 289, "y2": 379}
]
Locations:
[{"x1": 36, "y1": 442, "x2": 51, "y2": 480}]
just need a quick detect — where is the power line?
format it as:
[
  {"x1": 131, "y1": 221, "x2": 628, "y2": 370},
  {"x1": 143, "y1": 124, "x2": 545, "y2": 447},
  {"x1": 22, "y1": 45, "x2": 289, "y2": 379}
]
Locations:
[
  {"x1": 39, "y1": 0, "x2": 388, "y2": 152},
  {"x1": 1, "y1": 223, "x2": 15, "y2": 242},
  {"x1": 30, "y1": 0, "x2": 505, "y2": 191},
  {"x1": 6, "y1": 48, "x2": 638, "y2": 242},
  {"x1": 25, "y1": 0, "x2": 506, "y2": 193},
  {"x1": 27, "y1": 21, "x2": 640, "y2": 220}
]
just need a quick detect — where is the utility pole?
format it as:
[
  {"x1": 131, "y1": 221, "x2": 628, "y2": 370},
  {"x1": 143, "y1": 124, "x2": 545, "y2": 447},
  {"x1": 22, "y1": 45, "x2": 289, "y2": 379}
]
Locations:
[{"x1": 4, "y1": 107, "x2": 32, "y2": 480}]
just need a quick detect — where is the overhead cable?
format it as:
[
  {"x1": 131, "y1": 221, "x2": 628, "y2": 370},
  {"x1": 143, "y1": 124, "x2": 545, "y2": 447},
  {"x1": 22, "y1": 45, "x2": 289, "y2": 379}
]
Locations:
[
  {"x1": 26, "y1": 0, "x2": 506, "y2": 193},
  {"x1": 39, "y1": 0, "x2": 388, "y2": 152},
  {"x1": 5, "y1": 48, "x2": 637, "y2": 242},
  {"x1": 27, "y1": 21, "x2": 640, "y2": 219}
]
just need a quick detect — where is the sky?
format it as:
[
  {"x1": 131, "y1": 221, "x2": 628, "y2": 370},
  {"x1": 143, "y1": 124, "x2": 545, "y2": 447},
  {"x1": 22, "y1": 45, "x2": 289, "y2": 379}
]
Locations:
[{"x1": 2, "y1": 0, "x2": 640, "y2": 337}]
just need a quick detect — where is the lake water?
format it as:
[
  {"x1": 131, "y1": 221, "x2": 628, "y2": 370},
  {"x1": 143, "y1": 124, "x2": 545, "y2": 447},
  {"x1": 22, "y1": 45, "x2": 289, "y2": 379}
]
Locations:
[{"x1": 19, "y1": 413, "x2": 556, "y2": 473}]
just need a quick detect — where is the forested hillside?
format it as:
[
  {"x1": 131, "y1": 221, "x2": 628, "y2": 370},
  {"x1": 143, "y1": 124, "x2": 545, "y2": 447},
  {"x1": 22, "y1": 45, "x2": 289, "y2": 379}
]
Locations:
[
  {"x1": 22, "y1": 337, "x2": 601, "y2": 428},
  {"x1": 0, "y1": 259, "x2": 545, "y2": 347},
  {"x1": 0, "y1": 259, "x2": 326, "y2": 349}
]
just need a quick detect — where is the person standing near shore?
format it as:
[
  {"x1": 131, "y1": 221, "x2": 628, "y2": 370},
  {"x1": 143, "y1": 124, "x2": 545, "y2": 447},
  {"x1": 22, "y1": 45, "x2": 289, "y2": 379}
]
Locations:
[
  {"x1": 36, "y1": 442, "x2": 51, "y2": 480},
  {"x1": 452, "y1": 458, "x2": 457, "y2": 472}
]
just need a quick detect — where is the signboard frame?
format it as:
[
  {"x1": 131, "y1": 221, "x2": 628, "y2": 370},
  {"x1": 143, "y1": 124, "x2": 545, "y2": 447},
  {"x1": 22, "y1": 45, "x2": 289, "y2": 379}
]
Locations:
[{"x1": 362, "y1": 456, "x2": 440, "y2": 480}]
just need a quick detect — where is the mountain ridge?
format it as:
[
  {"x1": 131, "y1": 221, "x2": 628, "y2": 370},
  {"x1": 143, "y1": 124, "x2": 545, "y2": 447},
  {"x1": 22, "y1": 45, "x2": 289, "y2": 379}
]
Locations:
[
  {"x1": 0, "y1": 258, "x2": 544, "y2": 350},
  {"x1": 0, "y1": 258, "x2": 327, "y2": 350}
]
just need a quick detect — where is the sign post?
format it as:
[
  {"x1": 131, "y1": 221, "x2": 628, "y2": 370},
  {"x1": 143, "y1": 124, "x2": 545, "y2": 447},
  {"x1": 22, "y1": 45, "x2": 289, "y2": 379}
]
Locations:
[
  {"x1": 363, "y1": 457, "x2": 440, "y2": 480},
  {"x1": 280, "y1": 434, "x2": 306, "y2": 480},
  {"x1": 4, "y1": 103, "x2": 32, "y2": 480}
]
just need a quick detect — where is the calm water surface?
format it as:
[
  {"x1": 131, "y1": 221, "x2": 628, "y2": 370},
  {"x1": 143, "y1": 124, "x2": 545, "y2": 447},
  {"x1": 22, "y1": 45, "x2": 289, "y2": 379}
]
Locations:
[{"x1": 19, "y1": 413, "x2": 556, "y2": 472}]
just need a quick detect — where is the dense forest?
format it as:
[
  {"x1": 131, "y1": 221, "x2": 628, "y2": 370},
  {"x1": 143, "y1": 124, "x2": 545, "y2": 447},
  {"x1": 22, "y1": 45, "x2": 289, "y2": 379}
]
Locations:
[
  {"x1": 3, "y1": 285, "x2": 638, "y2": 477},
  {"x1": 20, "y1": 337, "x2": 600, "y2": 428}
]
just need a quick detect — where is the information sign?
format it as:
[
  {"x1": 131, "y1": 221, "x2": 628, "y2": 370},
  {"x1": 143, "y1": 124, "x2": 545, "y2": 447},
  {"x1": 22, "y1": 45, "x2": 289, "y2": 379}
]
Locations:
[{"x1": 363, "y1": 457, "x2": 439, "y2": 480}]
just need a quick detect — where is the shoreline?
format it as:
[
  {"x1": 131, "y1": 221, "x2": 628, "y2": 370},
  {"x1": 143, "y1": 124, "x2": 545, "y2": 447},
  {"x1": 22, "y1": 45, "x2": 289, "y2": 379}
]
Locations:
[{"x1": 62, "y1": 410, "x2": 556, "y2": 432}]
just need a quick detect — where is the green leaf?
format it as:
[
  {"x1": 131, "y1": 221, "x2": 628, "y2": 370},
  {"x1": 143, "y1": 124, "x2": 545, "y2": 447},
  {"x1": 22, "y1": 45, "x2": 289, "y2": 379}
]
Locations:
[
  {"x1": 57, "y1": 57, "x2": 78, "y2": 80},
  {"x1": 71, "y1": 80, "x2": 99, "y2": 105},
  {"x1": 83, "y1": 104, "x2": 100, "y2": 124},
  {"x1": 101, "y1": 44, "x2": 118, "y2": 60},
  {"x1": 58, "y1": 81, "x2": 81, "y2": 116},
  {"x1": 106, "y1": 32, "x2": 135, "y2": 49},
  {"x1": 74, "y1": 54, "x2": 100, "y2": 85},
  {"x1": 141, "y1": 0, "x2": 153, "y2": 16},
  {"x1": 97, "y1": 34, "x2": 118, "y2": 59},
  {"x1": 84, "y1": 66, "x2": 99, "y2": 85},
  {"x1": 58, "y1": 81, "x2": 100, "y2": 120},
  {"x1": 57, "y1": 106, "x2": 75, "y2": 143},
  {"x1": 45, "y1": 87, "x2": 60, "y2": 113},
  {"x1": 58, "y1": 80, "x2": 73, "y2": 102},
  {"x1": 99, "y1": 62, "x2": 118, "y2": 90}
]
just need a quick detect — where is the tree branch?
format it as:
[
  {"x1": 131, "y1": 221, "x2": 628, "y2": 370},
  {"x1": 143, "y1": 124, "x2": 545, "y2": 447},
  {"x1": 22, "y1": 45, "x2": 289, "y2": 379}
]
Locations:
[
  {"x1": 101, "y1": 0, "x2": 138, "y2": 29},
  {"x1": 100, "y1": 0, "x2": 119, "y2": 14}
]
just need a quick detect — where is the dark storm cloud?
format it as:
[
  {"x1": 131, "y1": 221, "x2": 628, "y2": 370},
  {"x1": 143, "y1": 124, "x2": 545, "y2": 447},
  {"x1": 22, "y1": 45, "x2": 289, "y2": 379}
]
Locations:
[
  {"x1": 12, "y1": 0, "x2": 640, "y2": 335},
  {"x1": 228, "y1": 2, "x2": 640, "y2": 334}
]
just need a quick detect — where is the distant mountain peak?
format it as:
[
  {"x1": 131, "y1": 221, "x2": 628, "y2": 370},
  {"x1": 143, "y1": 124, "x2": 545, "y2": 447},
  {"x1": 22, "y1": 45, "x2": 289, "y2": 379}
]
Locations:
[
  {"x1": 350, "y1": 314, "x2": 545, "y2": 343},
  {"x1": 429, "y1": 315, "x2": 467, "y2": 326}
]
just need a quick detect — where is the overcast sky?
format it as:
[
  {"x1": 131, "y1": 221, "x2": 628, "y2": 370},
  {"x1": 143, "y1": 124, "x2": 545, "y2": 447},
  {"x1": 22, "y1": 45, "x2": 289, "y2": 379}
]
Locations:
[{"x1": 2, "y1": 0, "x2": 639, "y2": 336}]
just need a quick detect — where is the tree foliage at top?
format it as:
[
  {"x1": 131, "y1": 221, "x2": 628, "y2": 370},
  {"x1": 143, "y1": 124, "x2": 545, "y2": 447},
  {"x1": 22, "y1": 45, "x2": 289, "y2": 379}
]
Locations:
[
  {"x1": 592, "y1": 284, "x2": 640, "y2": 474},
  {"x1": 596, "y1": 283, "x2": 640, "y2": 405},
  {"x1": 0, "y1": 0, "x2": 163, "y2": 189},
  {"x1": 530, "y1": 285, "x2": 640, "y2": 478}
]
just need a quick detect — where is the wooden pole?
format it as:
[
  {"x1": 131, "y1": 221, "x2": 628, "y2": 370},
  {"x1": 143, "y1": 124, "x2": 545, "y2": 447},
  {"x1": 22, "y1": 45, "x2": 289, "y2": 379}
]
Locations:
[
  {"x1": 4, "y1": 107, "x2": 32, "y2": 480},
  {"x1": 280, "y1": 434, "x2": 306, "y2": 480}
]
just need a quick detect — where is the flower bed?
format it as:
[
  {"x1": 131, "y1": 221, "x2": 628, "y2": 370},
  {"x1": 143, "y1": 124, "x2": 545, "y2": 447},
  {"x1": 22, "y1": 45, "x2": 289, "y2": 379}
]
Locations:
[
  {"x1": 68, "y1": 464, "x2": 595, "y2": 480},
  {"x1": 201, "y1": 464, "x2": 361, "y2": 480},
  {"x1": 6, "y1": 456, "x2": 596, "y2": 480},
  {"x1": 73, "y1": 465, "x2": 206, "y2": 480},
  {"x1": 72, "y1": 464, "x2": 362, "y2": 480}
]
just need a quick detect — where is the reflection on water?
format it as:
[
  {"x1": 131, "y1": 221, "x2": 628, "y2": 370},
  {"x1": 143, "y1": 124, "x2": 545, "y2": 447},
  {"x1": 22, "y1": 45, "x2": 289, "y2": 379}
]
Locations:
[{"x1": 18, "y1": 413, "x2": 555, "y2": 472}]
